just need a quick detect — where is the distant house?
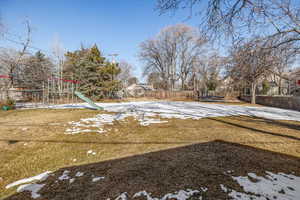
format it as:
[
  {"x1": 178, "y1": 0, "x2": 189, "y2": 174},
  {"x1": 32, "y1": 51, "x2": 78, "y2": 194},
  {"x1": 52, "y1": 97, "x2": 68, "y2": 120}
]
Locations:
[
  {"x1": 290, "y1": 69, "x2": 300, "y2": 96},
  {"x1": 239, "y1": 69, "x2": 300, "y2": 96},
  {"x1": 125, "y1": 83, "x2": 154, "y2": 97}
]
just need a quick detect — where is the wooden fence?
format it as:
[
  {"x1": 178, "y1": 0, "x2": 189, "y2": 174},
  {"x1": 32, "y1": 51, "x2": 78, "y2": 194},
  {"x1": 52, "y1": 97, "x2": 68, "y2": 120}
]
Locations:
[{"x1": 144, "y1": 90, "x2": 196, "y2": 99}]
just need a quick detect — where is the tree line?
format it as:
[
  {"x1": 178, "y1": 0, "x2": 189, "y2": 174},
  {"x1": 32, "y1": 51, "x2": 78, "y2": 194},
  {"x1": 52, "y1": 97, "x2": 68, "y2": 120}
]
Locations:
[
  {"x1": 155, "y1": 0, "x2": 300, "y2": 103},
  {"x1": 0, "y1": 20, "x2": 138, "y2": 100},
  {"x1": 140, "y1": 23, "x2": 298, "y2": 103},
  {"x1": 139, "y1": 24, "x2": 224, "y2": 93},
  {"x1": 0, "y1": 46, "x2": 137, "y2": 100},
  {"x1": 2, "y1": 0, "x2": 300, "y2": 104}
]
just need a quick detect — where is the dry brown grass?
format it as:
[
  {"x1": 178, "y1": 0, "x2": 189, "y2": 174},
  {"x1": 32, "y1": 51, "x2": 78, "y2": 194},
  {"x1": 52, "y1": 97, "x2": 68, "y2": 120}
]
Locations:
[{"x1": 0, "y1": 108, "x2": 299, "y2": 199}]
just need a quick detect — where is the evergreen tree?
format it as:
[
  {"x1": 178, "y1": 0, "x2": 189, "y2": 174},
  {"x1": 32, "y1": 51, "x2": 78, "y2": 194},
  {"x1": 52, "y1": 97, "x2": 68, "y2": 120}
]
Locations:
[
  {"x1": 262, "y1": 80, "x2": 270, "y2": 95},
  {"x1": 98, "y1": 62, "x2": 121, "y2": 98},
  {"x1": 64, "y1": 44, "x2": 121, "y2": 99}
]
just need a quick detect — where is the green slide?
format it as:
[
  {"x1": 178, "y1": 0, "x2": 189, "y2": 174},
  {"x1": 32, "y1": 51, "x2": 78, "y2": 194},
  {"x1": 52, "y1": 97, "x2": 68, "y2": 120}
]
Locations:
[{"x1": 74, "y1": 91, "x2": 103, "y2": 110}]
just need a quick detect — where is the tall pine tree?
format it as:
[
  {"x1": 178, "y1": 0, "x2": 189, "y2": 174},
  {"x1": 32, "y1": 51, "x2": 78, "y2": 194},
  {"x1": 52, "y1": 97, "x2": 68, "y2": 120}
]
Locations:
[{"x1": 64, "y1": 44, "x2": 121, "y2": 99}]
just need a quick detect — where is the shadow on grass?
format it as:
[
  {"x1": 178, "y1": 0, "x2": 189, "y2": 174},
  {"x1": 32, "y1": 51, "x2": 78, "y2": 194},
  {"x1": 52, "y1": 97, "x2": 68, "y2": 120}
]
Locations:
[
  {"x1": 237, "y1": 116, "x2": 300, "y2": 131},
  {"x1": 4, "y1": 140, "x2": 300, "y2": 200},
  {"x1": 0, "y1": 139, "x2": 194, "y2": 145},
  {"x1": 208, "y1": 117, "x2": 300, "y2": 141}
]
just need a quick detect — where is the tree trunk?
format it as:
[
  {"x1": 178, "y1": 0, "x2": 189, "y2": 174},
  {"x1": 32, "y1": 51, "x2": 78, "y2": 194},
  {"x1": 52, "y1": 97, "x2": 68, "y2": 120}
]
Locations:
[
  {"x1": 251, "y1": 81, "x2": 256, "y2": 104},
  {"x1": 278, "y1": 77, "x2": 282, "y2": 95},
  {"x1": 181, "y1": 79, "x2": 184, "y2": 90},
  {"x1": 9, "y1": 66, "x2": 14, "y2": 88},
  {"x1": 170, "y1": 78, "x2": 175, "y2": 91}
]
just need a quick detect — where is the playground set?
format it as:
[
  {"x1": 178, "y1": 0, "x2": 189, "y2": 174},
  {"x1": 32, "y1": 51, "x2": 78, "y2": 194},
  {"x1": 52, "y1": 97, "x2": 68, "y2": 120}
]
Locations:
[{"x1": 0, "y1": 75, "x2": 103, "y2": 110}]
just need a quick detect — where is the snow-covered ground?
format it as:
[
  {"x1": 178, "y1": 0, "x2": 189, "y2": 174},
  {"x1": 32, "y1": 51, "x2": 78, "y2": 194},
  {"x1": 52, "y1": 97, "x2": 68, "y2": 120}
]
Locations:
[
  {"x1": 30, "y1": 101, "x2": 299, "y2": 134},
  {"x1": 22, "y1": 101, "x2": 300, "y2": 121}
]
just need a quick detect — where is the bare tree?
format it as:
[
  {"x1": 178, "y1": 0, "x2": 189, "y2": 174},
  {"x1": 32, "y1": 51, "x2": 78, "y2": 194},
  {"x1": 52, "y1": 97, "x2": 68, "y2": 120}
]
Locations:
[
  {"x1": 0, "y1": 48, "x2": 26, "y2": 88},
  {"x1": 193, "y1": 52, "x2": 223, "y2": 95},
  {"x1": 128, "y1": 77, "x2": 139, "y2": 86},
  {"x1": 139, "y1": 24, "x2": 207, "y2": 90},
  {"x1": 147, "y1": 72, "x2": 163, "y2": 89},
  {"x1": 139, "y1": 38, "x2": 172, "y2": 89},
  {"x1": 0, "y1": 19, "x2": 32, "y2": 89},
  {"x1": 20, "y1": 51, "x2": 54, "y2": 89},
  {"x1": 227, "y1": 37, "x2": 280, "y2": 103},
  {"x1": 117, "y1": 61, "x2": 133, "y2": 87},
  {"x1": 51, "y1": 36, "x2": 65, "y2": 94},
  {"x1": 52, "y1": 35, "x2": 65, "y2": 76},
  {"x1": 157, "y1": 0, "x2": 300, "y2": 49},
  {"x1": 270, "y1": 44, "x2": 297, "y2": 95}
]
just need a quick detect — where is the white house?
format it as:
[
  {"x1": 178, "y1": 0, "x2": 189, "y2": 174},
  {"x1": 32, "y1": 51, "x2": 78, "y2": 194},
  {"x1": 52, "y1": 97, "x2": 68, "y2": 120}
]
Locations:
[{"x1": 125, "y1": 83, "x2": 154, "y2": 97}]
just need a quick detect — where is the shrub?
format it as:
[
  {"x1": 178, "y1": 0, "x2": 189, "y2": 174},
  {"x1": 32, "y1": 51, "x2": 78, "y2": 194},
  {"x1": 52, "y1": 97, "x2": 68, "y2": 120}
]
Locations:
[
  {"x1": 262, "y1": 80, "x2": 270, "y2": 95},
  {"x1": 0, "y1": 98, "x2": 16, "y2": 110}
]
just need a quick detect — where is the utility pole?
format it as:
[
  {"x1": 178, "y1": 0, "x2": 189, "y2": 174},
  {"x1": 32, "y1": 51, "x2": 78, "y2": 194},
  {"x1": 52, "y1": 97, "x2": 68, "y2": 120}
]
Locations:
[
  {"x1": 108, "y1": 53, "x2": 119, "y2": 64},
  {"x1": 108, "y1": 54, "x2": 119, "y2": 98}
]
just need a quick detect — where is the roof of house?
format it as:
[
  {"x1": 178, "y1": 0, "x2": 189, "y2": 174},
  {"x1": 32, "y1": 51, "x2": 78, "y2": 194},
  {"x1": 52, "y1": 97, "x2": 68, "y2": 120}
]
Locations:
[{"x1": 126, "y1": 84, "x2": 153, "y2": 91}]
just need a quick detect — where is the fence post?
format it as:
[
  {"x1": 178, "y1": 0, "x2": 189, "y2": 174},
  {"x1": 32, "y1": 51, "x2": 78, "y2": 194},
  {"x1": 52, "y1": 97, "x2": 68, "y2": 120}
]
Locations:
[{"x1": 42, "y1": 82, "x2": 45, "y2": 105}]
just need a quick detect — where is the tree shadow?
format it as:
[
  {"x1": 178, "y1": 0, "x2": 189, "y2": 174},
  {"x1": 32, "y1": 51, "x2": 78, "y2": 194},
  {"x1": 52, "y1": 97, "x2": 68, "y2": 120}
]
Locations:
[
  {"x1": 4, "y1": 140, "x2": 300, "y2": 200},
  {"x1": 207, "y1": 117, "x2": 300, "y2": 141},
  {"x1": 236, "y1": 115, "x2": 300, "y2": 131}
]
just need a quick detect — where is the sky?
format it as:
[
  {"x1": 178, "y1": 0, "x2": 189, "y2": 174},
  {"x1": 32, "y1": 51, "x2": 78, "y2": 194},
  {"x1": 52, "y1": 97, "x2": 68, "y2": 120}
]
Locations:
[{"x1": 0, "y1": 0, "x2": 202, "y2": 80}]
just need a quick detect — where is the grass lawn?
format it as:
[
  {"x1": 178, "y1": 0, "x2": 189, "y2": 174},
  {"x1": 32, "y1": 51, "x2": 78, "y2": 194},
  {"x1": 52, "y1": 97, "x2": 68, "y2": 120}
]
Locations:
[{"x1": 0, "y1": 107, "x2": 299, "y2": 199}]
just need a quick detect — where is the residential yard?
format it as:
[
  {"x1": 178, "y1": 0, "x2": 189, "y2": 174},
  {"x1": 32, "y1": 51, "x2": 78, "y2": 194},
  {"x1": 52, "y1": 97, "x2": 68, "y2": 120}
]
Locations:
[{"x1": 0, "y1": 101, "x2": 300, "y2": 199}]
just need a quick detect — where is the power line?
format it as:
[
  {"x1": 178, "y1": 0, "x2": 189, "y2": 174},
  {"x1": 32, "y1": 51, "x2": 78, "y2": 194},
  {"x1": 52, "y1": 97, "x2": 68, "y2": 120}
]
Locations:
[
  {"x1": 108, "y1": 53, "x2": 119, "y2": 64},
  {"x1": 1, "y1": 32, "x2": 52, "y2": 55}
]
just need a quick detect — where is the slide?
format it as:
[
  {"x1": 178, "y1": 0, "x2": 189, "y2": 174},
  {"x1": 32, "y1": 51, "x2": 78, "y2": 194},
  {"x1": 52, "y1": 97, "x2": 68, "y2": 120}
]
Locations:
[{"x1": 74, "y1": 91, "x2": 103, "y2": 110}]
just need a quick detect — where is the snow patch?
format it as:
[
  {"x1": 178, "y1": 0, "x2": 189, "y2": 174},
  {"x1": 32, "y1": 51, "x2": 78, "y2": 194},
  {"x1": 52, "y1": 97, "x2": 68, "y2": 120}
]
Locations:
[
  {"x1": 75, "y1": 172, "x2": 84, "y2": 177},
  {"x1": 21, "y1": 101, "x2": 300, "y2": 134},
  {"x1": 115, "y1": 192, "x2": 128, "y2": 200},
  {"x1": 17, "y1": 183, "x2": 45, "y2": 199},
  {"x1": 58, "y1": 170, "x2": 70, "y2": 180},
  {"x1": 87, "y1": 150, "x2": 96, "y2": 155},
  {"x1": 133, "y1": 189, "x2": 201, "y2": 200},
  {"x1": 69, "y1": 178, "x2": 75, "y2": 184},
  {"x1": 66, "y1": 101, "x2": 300, "y2": 135},
  {"x1": 115, "y1": 188, "x2": 206, "y2": 200},
  {"x1": 139, "y1": 117, "x2": 168, "y2": 126},
  {"x1": 21, "y1": 101, "x2": 300, "y2": 123},
  {"x1": 6, "y1": 171, "x2": 51, "y2": 189},
  {"x1": 92, "y1": 176, "x2": 105, "y2": 182},
  {"x1": 65, "y1": 112, "x2": 168, "y2": 134},
  {"x1": 222, "y1": 171, "x2": 300, "y2": 200}
]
